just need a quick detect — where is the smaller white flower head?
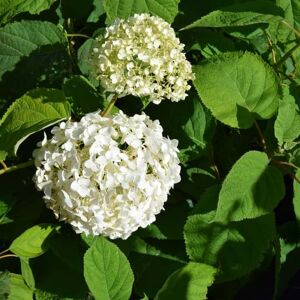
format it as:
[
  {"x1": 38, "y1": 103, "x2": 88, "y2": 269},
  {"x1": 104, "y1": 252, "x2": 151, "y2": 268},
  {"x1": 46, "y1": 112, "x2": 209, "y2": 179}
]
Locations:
[
  {"x1": 92, "y1": 13, "x2": 194, "y2": 104},
  {"x1": 33, "y1": 111, "x2": 181, "y2": 239}
]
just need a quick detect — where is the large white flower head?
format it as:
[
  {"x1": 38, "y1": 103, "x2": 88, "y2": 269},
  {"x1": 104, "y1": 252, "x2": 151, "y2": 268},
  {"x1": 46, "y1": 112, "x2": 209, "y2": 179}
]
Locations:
[
  {"x1": 92, "y1": 13, "x2": 194, "y2": 104},
  {"x1": 33, "y1": 111, "x2": 181, "y2": 239}
]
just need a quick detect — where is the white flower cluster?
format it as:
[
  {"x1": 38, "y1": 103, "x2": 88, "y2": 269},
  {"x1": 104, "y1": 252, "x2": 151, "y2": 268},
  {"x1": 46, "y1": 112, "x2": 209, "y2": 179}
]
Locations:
[
  {"x1": 33, "y1": 111, "x2": 181, "y2": 239},
  {"x1": 92, "y1": 13, "x2": 194, "y2": 104}
]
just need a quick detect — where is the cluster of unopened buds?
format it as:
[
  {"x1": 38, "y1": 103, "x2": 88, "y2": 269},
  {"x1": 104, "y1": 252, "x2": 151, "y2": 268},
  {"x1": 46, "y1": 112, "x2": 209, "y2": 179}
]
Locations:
[{"x1": 34, "y1": 13, "x2": 193, "y2": 239}]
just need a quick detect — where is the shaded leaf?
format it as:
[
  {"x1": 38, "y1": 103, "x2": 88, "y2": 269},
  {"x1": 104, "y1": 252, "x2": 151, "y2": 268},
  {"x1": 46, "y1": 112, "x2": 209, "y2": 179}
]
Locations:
[
  {"x1": 0, "y1": 0, "x2": 57, "y2": 24},
  {"x1": 155, "y1": 262, "x2": 216, "y2": 300},
  {"x1": 215, "y1": 151, "x2": 285, "y2": 222},
  {"x1": 10, "y1": 224, "x2": 57, "y2": 258},
  {"x1": 184, "y1": 212, "x2": 276, "y2": 281}
]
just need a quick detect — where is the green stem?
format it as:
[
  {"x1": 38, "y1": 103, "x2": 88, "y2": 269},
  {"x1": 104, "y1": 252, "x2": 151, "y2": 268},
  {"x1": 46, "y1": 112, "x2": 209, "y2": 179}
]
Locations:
[
  {"x1": 0, "y1": 254, "x2": 17, "y2": 260},
  {"x1": 66, "y1": 33, "x2": 90, "y2": 39},
  {"x1": 275, "y1": 41, "x2": 300, "y2": 68},
  {"x1": 254, "y1": 121, "x2": 269, "y2": 154},
  {"x1": 100, "y1": 95, "x2": 118, "y2": 117},
  {"x1": 0, "y1": 160, "x2": 34, "y2": 176},
  {"x1": 0, "y1": 160, "x2": 7, "y2": 170},
  {"x1": 272, "y1": 235, "x2": 281, "y2": 300},
  {"x1": 281, "y1": 20, "x2": 300, "y2": 39},
  {"x1": 0, "y1": 249, "x2": 9, "y2": 256}
]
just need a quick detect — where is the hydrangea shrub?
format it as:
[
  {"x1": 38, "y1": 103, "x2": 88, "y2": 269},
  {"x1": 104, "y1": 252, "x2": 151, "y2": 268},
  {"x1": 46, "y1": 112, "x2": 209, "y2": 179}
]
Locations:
[{"x1": 0, "y1": 1, "x2": 300, "y2": 299}]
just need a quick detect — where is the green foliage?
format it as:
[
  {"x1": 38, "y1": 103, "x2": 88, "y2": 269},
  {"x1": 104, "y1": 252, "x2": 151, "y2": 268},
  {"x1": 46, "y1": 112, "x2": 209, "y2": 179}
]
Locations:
[
  {"x1": 215, "y1": 151, "x2": 285, "y2": 222},
  {"x1": 103, "y1": 0, "x2": 180, "y2": 24},
  {"x1": 155, "y1": 262, "x2": 217, "y2": 300},
  {"x1": 6, "y1": 273, "x2": 33, "y2": 300},
  {"x1": 9, "y1": 224, "x2": 57, "y2": 258},
  {"x1": 83, "y1": 237, "x2": 134, "y2": 300},
  {"x1": 182, "y1": 1, "x2": 284, "y2": 29},
  {"x1": 0, "y1": 0, "x2": 56, "y2": 24},
  {"x1": 293, "y1": 170, "x2": 300, "y2": 229},
  {"x1": 184, "y1": 212, "x2": 276, "y2": 281},
  {"x1": 0, "y1": 88, "x2": 71, "y2": 159},
  {"x1": 0, "y1": 20, "x2": 67, "y2": 80},
  {"x1": 274, "y1": 91, "x2": 300, "y2": 146},
  {"x1": 0, "y1": 1, "x2": 300, "y2": 299},
  {"x1": 193, "y1": 51, "x2": 280, "y2": 128}
]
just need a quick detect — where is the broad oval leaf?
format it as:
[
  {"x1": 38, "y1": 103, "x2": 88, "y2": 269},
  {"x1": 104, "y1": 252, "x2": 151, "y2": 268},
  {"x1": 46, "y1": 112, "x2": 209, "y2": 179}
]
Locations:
[
  {"x1": 83, "y1": 236, "x2": 134, "y2": 300},
  {"x1": 103, "y1": 0, "x2": 180, "y2": 24},
  {"x1": 0, "y1": 20, "x2": 67, "y2": 80},
  {"x1": 0, "y1": 0, "x2": 56, "y2": 24},
  {"x1": 9, "y1": 223, "x2": 57, "y2": 258},
  {"x1": 193, "y1": 51, "x2": 280, "y2": 128},
  {"x1": 155, "y1": 262, "x2": 216, "y2": 300},
  {"x1": 215, "y1": 151, "x2": 285, "y2": 222},
  {"x1": 0, "y1": 88, "x2": 71, "y2": 158},
  {"x1": 184, "y1": 212, "x2": 276, "y2": 281}
]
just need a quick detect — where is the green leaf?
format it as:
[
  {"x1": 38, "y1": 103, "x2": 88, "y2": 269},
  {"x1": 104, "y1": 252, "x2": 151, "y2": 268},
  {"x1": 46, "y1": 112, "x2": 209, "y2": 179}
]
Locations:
[
  {"x1": 0, "y1": 272, "x2": 10, "y2": 299},
  {"x1": 0, "y1": 88, "x2": 71, "y2": 158},
  {"x1": 274, "y1": 93, "x2": 300, "y2": 145},
  {"x1": 131, "y1": 253, "x2": 184, "y2": 298},
  {"x1": 182, "y1": 1, "x2": 283, "y2": 30},
  {"x1": 270, "y1": 0, "x2": 300, "y2": 43},
  {"x1": 293, "y1": 170, "x2": 300, "y2": 229},
  {"x1": 192, "y1": 185, "x2": 221, "y2": 215},
  {"x1": 8, "y1": 273, "x2": 33, "y2": 300},
  {"x1": 87, "y1": 0, "x2": 105, "y2": 22},
  {"x1": 147, "y1": 91, "x2": 216, "y2": 163},
  {"x1": 9, "y1": 224, "x2": 57, "y2": 258},
  {"x1": 215, "y1": 151, "x2": 285, "y2": 222},
  {"x1": 155, "y1": 263, "x2": 216, "y2": 300},
  {"x1": 0, "y1": 0, "x2": 57, "y2": 24},
  {"x1": 0, "y1": 20, "x2": 67, "y2": 81},
  {"x1": 20, "y1": 258, "x2": 35, "y2": 290},
  {"x1": 118, "y1": 236, "x2": 186, "y2": 263},
  {"x1": 63, "y1": 76, "x2": 104, "y2": 116},
  {"x1": 184, "y1": 212, "x2": 276, "y2": 281},
  {"x1": 103, "y1": 0, "x2": 180, "y2": 24},
  {"x1": 193, "y1": 51, "x2": 280, "y2": 128},
  {"x1": 84, "y1": 236, "x2": 134, "y2": 300}
]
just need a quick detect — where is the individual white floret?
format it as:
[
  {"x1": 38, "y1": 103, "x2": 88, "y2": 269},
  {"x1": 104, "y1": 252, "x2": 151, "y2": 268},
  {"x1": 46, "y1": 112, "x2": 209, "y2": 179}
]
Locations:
[{"x1": 33, "y1": 111, "x2": 181, "y2": 239}]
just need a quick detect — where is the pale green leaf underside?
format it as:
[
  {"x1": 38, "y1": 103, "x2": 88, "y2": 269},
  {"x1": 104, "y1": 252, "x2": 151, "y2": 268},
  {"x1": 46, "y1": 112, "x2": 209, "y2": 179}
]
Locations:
[
  {"x1": 0, "y1": 88, "x2": 71, "y2": 158},
  {"x1": 274, "y1": 94, "x2": 300, "y2": 145},
  {"x1": 182, "y1": 1, "x2": 283, "y2": 30},
  {"x1": 193, "y1": 51, "x2": 279, "y2": 128},
  {"x1": 103, "y1": 0, "x2": 180, "y2": 24},
  {"x1": 84, "y1": 237, "x2": 134, "y2": 300},
  {"x1": 155, "y1": 262, "x2": 216, "y2": 300},
  {"x1": 0, "y1": 20, "x2": 66, "y2": 80},
  {"x1": 9, "y1": 224, "x2": 56, "y2": 258},
  {"x1": 184, "y1": 212, "x2": 276, "y2": 281},
  {"x1": 0, "y1": 0, "x2": 56, "y2": 24},
  {"x1": 215, "y1": 151, "x2": 285, "y2": 222}
]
